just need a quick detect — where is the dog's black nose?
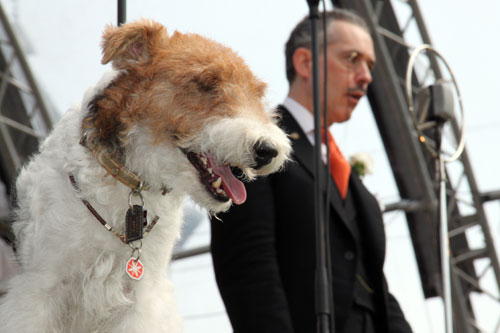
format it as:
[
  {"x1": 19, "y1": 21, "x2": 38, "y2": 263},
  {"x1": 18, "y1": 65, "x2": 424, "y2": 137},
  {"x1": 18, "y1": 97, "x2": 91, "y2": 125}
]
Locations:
[{"x1": 253, "y1": 140, "x2": 278, "y2": 169}]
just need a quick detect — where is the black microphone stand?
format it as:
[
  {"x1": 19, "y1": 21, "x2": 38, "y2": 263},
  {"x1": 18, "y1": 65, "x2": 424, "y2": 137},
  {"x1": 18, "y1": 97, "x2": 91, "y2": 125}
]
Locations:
[
  {"x1": 306, "y1": 1, "x2": 335, "y2": 332},
  {"x1": 117, "y1": 0, "x2": 126, "y2": 26}
]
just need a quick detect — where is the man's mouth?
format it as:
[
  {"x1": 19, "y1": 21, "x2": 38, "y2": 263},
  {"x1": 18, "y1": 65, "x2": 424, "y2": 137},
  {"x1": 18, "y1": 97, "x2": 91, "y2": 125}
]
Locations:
[
  {"x1": 346, "y1": 88, "x2": 365, "y2": 104},
  {"x1": 185, "y1": 151, "x2": 247, "y2": 205}
]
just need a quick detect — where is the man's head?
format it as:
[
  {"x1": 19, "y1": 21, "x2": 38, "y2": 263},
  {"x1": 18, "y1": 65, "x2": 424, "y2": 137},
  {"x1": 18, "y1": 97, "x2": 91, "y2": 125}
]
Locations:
[{"x1": 286, "y1": 9, "x2": 376, "y2": 125}]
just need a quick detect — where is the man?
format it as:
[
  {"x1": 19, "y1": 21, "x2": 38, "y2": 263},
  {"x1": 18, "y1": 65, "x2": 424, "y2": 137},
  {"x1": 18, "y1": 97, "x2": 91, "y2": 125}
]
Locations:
[{"x1": 210, "y1": 9, "x2": 412, "y2": 333}]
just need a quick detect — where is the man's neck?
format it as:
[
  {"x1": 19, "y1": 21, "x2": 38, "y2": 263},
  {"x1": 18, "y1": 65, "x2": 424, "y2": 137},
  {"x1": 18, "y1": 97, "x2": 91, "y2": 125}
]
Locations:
[{"x1": 288, "y1": 83, "x2": 313, "y2": 114}]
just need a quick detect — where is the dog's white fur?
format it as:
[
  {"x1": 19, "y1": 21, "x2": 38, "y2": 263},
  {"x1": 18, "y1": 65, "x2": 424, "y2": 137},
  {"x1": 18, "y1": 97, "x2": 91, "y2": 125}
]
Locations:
[{"x1": 0, "y1": 20, "x2": 290, "y2": 333}]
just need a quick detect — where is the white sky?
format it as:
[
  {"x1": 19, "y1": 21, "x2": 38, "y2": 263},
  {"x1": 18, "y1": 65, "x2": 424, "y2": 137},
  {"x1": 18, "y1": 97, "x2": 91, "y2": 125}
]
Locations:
[{"x1": 3, "y1": 0, "x2": 500, "y2": 332}]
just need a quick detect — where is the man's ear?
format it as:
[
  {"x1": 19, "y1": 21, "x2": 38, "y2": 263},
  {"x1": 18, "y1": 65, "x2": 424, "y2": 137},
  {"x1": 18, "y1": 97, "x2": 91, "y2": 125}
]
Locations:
[
  {"x1": 292, "y1": 47, "x2": 313, "y2": 80},
  {"x1": 101, "y1": 19, "x2": 169, "y2": 70}
]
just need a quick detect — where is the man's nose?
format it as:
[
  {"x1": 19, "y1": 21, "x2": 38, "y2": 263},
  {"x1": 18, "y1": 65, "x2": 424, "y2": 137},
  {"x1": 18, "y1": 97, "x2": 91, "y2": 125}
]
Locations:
[{"x1": 355, "y1": 62, "x2": 372, "y2": 88}]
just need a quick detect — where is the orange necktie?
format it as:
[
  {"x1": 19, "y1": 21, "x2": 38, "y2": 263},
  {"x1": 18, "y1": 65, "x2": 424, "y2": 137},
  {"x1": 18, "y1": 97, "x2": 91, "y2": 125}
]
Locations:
[{"x1": 324, "y1": 131, "x2": 351, "y2": 199}]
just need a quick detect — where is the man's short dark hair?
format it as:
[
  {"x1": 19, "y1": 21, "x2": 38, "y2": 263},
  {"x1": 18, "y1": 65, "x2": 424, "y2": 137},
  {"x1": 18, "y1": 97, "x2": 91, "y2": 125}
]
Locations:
[{"x1": 285, "y1": 9, "x2": 369, "y2": 85}]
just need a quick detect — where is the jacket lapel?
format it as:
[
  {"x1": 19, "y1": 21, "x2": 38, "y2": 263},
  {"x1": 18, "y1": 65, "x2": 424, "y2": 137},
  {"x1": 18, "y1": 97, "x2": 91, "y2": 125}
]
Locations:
[
  {"x1": 277, "y1": 106, "x2": 351, "y2": 228},
  {"x1": 277, "y1": 106, "x2": 314, "y2": 177}
]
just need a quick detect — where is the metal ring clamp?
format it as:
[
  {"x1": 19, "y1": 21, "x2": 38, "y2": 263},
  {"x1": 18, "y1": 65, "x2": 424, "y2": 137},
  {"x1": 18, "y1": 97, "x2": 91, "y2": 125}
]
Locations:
[
  {"x1": 128, "y1": 189, "x2": 145, "y2": 209},
  {"x1": 129, "y1": 239, "x2": 143, "y2": 262}
]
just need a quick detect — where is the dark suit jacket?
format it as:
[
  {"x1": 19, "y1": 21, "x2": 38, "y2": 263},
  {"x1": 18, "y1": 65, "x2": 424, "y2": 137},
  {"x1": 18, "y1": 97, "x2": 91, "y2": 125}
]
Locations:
[{"x1": 210, "y1": 106, "x2": 412, "y2": 332}]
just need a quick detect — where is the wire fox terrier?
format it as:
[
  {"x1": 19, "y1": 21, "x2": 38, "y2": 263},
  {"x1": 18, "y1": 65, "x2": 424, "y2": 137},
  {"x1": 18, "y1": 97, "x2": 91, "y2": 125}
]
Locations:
[{"x1": 0, "y1": 19, "x2": 291, "y2": 332}]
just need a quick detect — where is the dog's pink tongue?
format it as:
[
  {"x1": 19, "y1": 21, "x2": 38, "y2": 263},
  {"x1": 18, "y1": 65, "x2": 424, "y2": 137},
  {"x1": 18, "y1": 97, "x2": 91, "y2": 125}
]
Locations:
[{"x1": 208, "y1": 155, "x2": 247, "y2": 205}]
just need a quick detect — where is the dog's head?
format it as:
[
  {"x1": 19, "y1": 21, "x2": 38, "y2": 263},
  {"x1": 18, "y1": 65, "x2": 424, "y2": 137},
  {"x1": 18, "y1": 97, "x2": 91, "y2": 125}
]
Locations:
[{"x1": 82, "y1": 19, "x2": 291, "y2": 213}]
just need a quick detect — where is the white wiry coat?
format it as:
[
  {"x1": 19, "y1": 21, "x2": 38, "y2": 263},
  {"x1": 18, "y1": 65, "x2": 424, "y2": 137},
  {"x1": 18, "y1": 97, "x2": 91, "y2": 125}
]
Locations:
[
  {"x1": 1, "y1": 73, "x2": 185, "y2": 332},
  {"x1": 0, "y1": 19, "x2": 290, "y2": 333}
]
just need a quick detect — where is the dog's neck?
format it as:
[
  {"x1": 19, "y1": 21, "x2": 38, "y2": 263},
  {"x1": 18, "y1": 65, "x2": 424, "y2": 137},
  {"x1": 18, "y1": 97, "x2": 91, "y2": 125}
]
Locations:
[{"x1": 79, "y1": 132, "x2": 148, "y2": 192}]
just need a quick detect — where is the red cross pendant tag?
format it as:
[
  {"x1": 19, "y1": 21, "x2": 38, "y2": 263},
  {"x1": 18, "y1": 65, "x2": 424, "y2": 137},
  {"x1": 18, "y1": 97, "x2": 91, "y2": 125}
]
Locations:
[{"x1": 126, "y1": 257, "x2": 144, "y2": 280}]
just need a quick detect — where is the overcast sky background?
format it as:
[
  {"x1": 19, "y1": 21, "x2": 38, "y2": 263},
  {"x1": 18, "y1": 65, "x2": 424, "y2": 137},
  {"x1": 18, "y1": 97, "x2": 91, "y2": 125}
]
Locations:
[{"x1": 2, "y1": 0, "x2": 500, "y2": 332}]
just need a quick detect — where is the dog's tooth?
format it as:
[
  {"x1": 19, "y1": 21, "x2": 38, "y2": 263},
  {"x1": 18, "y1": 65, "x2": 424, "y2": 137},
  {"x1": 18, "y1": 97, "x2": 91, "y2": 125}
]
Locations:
[
  {"x1": 200, "y1": 156, "x2": 207, "y2": 165},
  {"x1": 212, "y1": 177, "x2": 222, "y2": 188},
  {"x1": 216, "y1": 188, "x2": 224, "y2": 194},
  {"x1": 207, "y1": 168, "x2": 213, "y2": 174}
]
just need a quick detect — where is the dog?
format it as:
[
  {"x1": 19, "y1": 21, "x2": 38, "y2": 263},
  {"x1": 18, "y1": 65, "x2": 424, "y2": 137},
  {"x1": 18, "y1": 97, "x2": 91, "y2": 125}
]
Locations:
[{"x1": 0, "y1": 19, "x2": 291, "y2": 332}]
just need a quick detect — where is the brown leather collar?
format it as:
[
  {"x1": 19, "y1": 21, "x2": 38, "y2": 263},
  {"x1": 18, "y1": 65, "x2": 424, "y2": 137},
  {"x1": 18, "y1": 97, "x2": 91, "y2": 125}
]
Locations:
[
  {"x1": 96, "y1": 151, "x2": 147, "y2": 191},
  {"x1": 79, "y1": 133, "x2": 171, "y2": 194},
  {"x1": 80, "y1": 131, "x2": 146, "y2": 191}
]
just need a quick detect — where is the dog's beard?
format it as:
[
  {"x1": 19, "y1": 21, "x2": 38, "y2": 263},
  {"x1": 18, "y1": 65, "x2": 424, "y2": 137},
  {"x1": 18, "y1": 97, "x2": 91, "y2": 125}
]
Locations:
[{"x1": 185, "y1": 151, "x2": 247, "y2": 205}]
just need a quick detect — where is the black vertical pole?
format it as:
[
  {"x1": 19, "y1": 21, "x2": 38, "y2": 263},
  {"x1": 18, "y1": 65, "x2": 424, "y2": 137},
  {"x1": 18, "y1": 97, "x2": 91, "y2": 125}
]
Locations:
[
  {"x1": 118, "y1": 0, "x2": 126, "y2": 26},
  {"x1": 306, "y1": 1, "x2": 334, "y2": 332}
]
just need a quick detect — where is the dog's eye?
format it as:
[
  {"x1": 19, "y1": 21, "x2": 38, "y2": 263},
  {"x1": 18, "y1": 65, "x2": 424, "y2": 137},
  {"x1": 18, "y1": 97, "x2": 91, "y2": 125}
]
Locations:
[{"x1": 197, "y1": 81, "x2": 215, "y2": 92}]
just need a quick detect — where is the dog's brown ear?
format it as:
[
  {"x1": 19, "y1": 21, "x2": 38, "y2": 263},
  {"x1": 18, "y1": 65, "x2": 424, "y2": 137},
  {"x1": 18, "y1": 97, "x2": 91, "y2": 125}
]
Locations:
[{"x1": 101, "y1": 19, "x2": 168, "y2": 69}]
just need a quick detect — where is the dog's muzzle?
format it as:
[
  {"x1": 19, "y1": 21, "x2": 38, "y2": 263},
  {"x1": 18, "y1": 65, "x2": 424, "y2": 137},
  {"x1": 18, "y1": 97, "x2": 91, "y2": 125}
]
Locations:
[{"x1": 253, "y1": 140, "x2": 278, "y2": 169}]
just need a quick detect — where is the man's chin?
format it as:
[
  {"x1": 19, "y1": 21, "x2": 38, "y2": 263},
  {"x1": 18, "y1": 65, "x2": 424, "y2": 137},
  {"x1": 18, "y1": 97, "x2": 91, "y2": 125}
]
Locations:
[
  {"x1": 338, "y1": 108, "x2": 355, "y2": 123},
  {"x1": 328, "y1": 105, "x2": 355, "y2": 124}
]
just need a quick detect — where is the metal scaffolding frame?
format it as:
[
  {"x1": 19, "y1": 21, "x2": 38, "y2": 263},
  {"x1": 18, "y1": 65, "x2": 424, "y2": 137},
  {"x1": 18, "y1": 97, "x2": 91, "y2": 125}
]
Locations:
[
  {"x1": 331, "y1": 0, "x2": 500, "y2": 332},
  {"x1": 0, "y1": 3, "x2": 53, "y2": 199}
]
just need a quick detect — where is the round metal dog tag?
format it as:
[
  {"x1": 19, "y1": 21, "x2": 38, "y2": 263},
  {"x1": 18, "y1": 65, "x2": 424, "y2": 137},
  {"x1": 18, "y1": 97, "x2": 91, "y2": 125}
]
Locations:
[{"x1": 126, "y1": 257, "x2": 144, "y2": 280}]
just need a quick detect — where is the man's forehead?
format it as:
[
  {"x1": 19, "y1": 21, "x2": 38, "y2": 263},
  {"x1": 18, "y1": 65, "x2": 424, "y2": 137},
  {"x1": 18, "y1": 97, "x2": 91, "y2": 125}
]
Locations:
[
  {"x1": 328, "y1": 21, "x2": 375, "y2": 59},
  {"x1": 328, "y1": 21, "x2": 371, "y2": 42}
]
